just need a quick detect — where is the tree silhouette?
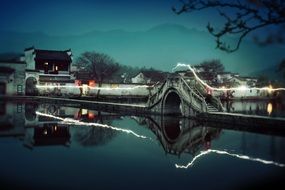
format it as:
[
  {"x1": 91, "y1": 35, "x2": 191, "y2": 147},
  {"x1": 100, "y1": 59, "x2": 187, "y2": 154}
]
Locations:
[
  {"x1": 75, "y1": 51, "x2": 120, "y2": 85},
  {"x1": 173, "y1": 0, "x2": 285, "y2": 52},
  {"x1": 278, "y1": 59, "x2": 285, "y2": 79},
  {"x1": 200, "y1": 59, "x2": 224, "y2": 74}
]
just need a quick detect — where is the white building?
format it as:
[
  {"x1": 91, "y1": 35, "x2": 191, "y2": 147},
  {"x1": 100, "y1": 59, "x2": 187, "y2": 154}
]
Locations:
[
  {"x1": 131, "y1": 72, "x2": 150, "y2": 84},
  {"x1": 0, "y1": 60, "x2": 26, "y2": 95}
]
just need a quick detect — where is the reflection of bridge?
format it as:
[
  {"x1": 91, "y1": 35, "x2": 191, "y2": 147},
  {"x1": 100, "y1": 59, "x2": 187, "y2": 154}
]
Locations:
[{"x1": 145, "y1": 115, "x2": 221, "y2": 156}]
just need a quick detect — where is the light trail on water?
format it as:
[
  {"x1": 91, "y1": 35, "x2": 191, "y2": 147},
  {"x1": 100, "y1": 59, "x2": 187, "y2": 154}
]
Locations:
[
  {"x1": 36, "y1": 111, "x2": 150, "y2": 140},
  {"x1": 175, "y1": 149, "x2": 285, "y2": 169}
]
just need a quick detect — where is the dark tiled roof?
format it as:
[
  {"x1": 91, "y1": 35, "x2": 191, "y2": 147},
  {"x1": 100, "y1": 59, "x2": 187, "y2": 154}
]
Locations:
[
  {"x1": 34, "y1": 49, "x2": 72, "y2": 62},
  {"x1": 24, "y1": 46, "x2": 34, "y2": 51},
  {"x1": 0, "y1": 66, "x2": 15, "y2": 73}
]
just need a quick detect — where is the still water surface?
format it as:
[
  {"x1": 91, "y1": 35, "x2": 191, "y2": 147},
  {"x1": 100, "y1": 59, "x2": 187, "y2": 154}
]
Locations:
[{"x1": 0, "y1": 100, "x2": 285, "y2": 189}]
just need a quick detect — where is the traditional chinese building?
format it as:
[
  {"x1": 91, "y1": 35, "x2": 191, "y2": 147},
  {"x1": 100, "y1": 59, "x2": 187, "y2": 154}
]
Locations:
[{"x1": 24, "y1": 47, "x2": 76, "y2": 95}]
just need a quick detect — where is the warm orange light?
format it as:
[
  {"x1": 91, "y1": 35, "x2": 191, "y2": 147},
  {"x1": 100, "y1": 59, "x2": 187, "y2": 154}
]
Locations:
[
  {"x1": 88, "y1": 112, "x2": 95, "y2": 120},
  {"x1": 88, "y1": 80, "x2": 96, "y2": 87},
  {"x1": 75, "y1": 80, "x2": 82, "y2": 86}
]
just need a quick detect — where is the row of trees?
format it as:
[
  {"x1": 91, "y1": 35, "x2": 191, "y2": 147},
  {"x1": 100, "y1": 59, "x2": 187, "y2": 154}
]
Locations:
[
  {"x1": 73, "y1": 50, "x2": 285, "y2": 85},
  {"x1": 74, "y1": 51, "x2": 167, "y2": 84}
]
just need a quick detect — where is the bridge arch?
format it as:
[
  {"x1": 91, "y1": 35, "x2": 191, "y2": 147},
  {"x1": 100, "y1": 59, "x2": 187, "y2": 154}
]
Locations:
[
  {"x1": 162, "y1": 116, "x2": 182, "y2": 144},
  {"x1": 162, "y1": 88, "x2": 182, "y2": 116}
]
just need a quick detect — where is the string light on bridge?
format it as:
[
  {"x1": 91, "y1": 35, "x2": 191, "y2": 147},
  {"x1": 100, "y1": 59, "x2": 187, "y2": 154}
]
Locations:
[{"x1": 173, "y1": 63, "x2": 285, "y2": 92}]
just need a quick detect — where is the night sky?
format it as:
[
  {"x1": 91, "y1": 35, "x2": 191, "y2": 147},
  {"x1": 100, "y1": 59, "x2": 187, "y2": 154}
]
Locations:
[
  {"x1": 0, "y1": 0, "x2": 284, "y2": 75},
  {"x1": 0, "y1": 0, "x2": 213, "y2": 35}
]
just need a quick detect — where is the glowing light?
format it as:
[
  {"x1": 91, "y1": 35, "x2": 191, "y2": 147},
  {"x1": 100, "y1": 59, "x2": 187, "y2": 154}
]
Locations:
[
  {"x1": 173, "y1": 63, "x2": 285, "y2": 92},
  {"x1": 268, "y1": 85, "x2": 273, "y2": 94},
  {"x1": 175, "y1": 149, "x2": 285, "y2": 169},
  {"x1": 81, "y1": 109, "x2": 88, "y2": 115},
  {"x1": 88, "y1": 80, "x2": 96, "y2": 87},
  {"x1": 88, "y1": 112, "x2": 95, "y2": 120},
  {"x1": 237, "y1": 85, "x2": 247, "y2": 91},
  {"x1": 36, "y1": 84, "x2": 153, "y2": 91},
  {"x1": 267, "y1": 102, "x2": 273, "y2": 116},
  {"x1": 36, "y1": 111, "x2": 150, "y2": 139}
]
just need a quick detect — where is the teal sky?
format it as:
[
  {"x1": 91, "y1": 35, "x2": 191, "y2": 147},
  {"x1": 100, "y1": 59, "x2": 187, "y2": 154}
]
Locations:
[
  {"x1": 0, "y1": 0, "x2": 284, "y2": 76},
  {"x1": 0, "y1": 0, "x2": 220, "y2": 35}
]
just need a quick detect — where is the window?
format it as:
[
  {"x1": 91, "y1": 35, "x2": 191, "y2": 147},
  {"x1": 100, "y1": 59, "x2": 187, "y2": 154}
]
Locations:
[
  {"x1": 17, "y1": 85, "x2": 23, "y2": 95},
  {"x1": 17, "y1": 103, "x2": 23, "y2": 113},
  {"x1": 0, "y1": 103, "x2": 5, "y2": 115}
]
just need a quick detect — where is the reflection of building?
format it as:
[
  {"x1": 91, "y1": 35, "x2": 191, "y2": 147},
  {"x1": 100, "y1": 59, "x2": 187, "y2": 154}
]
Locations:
[
  {"x1": 0, "y1": 102, "x2": 25, "y2": 136},
  {"x1": 0, "y1": 60, "x2": 26, "y2": 95},
  {"x1": 33, "y1": 124, "x2": 70, "y2": 146}
]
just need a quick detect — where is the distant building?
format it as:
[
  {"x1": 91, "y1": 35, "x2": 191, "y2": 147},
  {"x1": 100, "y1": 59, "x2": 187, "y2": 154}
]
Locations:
[
  {"x1": 0, "y1": 60, "x2": 26, "y2": 95},
  {"x1": 131, "y1": 72, "x2": 150, "y2": 84},
  {"x1": 131, "y1": 70, "x2": 167, "y2": 84}
]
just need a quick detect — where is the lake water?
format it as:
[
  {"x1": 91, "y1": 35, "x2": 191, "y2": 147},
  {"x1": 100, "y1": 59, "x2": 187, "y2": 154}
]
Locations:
[{"x1": 0, "y1": 99, "x2": 285, "y2": 189}]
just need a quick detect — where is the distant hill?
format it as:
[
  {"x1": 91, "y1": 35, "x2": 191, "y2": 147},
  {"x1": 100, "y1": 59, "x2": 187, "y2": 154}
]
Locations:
[
  {"x1": 0, "y1": 52, "x2": 22, "y2": 62},
  {"x1": 0, "y1": 23, "x2": 284, "y2": 75}
]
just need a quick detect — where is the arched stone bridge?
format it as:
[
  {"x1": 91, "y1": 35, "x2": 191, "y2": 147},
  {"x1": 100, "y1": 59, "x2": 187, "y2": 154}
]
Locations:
[{"x1": 147, "y1": 75, "x2": 224, "y2": 117}]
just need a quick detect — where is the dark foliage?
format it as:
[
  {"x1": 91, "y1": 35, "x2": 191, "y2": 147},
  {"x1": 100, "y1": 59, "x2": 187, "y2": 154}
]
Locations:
[{"x1": 173, "y1": 0, "x2": 285, "y2": 52}]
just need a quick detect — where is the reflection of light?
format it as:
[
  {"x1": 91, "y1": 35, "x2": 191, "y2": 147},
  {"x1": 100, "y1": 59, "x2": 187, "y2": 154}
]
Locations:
[
  {"x1": 36, "y1": 111, "x2": 150, "y2": 140},
  {"x1": 43, "y1": 129, "x2": 48, "y2": 135},
  {"x1": 175, "y1": 149, "x2": 285, "y2": 169},
  {"x1": 267, "y1": 103, "x2": 273, "y2": 116},
  {"x1": 54, "y1": 126, "x2": 57, "y2": 131},
  {"x1": 173, "y1": 63, "x2": 285, "y2": 92}
]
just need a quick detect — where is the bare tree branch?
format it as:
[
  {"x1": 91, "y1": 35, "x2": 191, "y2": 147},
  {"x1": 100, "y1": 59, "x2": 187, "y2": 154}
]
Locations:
[{"x1": 173, "y1": 0, "x2": 285, "y2": 52}]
